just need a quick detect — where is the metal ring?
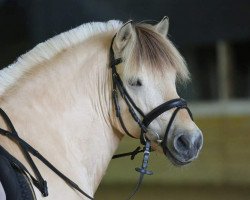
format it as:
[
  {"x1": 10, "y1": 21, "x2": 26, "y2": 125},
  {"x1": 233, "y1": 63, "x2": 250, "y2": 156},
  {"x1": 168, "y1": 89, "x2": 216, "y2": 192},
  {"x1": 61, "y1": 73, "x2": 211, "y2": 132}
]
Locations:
[{"x1": 145, "y1": 128, "x2": 161, "y2": 142}]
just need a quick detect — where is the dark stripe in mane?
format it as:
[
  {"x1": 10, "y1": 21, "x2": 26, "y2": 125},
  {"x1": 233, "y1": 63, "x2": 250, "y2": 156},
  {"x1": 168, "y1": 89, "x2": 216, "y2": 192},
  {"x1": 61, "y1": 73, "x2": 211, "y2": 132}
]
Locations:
[{"x1": 129, "y1": 23, "x2": 189, "y2": 81}]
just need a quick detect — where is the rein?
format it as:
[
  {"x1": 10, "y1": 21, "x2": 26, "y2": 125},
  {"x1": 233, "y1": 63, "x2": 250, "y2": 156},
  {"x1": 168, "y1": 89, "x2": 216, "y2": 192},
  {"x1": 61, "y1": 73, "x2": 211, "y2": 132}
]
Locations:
[{"x1": 0, "y1": 108, "x2": 94, "y2": 200}]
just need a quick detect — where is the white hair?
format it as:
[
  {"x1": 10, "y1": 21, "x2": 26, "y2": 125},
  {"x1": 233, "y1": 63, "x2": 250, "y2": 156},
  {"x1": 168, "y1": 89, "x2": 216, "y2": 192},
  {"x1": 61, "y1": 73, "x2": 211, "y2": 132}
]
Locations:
[{"x1": 0, "y1": 20, "x2": 122, "y2": 95}]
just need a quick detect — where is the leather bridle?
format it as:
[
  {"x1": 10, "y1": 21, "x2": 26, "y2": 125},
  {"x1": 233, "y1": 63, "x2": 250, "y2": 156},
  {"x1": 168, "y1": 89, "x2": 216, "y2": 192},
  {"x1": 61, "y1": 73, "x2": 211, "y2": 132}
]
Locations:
[
  {"x1": 110, "y1": 34, "x2": 193, "y2": 156},
  {"x1": 109, "y1": 34, "x2": 193, "y2": 199}
]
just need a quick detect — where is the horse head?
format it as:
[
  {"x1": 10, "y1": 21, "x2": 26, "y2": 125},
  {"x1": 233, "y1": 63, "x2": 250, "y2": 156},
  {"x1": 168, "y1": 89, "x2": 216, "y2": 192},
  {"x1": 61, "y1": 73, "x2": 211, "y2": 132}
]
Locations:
[{"x1": 111, "y1": 17, "x2": 203, "y2": 165}]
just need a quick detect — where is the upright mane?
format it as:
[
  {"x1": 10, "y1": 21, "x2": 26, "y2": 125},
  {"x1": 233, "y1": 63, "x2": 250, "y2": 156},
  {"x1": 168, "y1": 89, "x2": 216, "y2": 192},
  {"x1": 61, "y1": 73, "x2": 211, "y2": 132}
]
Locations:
[
  {"x1": 0, "y1": 20, "x2": 122, "y2": 96},
  {"x1": 0, "y1": 20, "x2": 190, "y2": 96}
]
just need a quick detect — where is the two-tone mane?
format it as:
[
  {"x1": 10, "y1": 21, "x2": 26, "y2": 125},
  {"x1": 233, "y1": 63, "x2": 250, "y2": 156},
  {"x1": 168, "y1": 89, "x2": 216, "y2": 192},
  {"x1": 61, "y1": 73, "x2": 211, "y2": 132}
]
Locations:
[
  {"x1": 0, "y1": 20, "x2": 122, "y2": 96},
  {"x1": 124, "y1": 23, "x2": 189, "y2": 81}
]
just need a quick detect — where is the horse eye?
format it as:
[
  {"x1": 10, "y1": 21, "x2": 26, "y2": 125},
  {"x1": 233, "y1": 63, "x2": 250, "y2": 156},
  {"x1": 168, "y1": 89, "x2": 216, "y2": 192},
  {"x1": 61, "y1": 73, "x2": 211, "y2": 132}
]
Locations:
[{"x1": 128, "y1": 79, "x2": 142, "y2": 87}]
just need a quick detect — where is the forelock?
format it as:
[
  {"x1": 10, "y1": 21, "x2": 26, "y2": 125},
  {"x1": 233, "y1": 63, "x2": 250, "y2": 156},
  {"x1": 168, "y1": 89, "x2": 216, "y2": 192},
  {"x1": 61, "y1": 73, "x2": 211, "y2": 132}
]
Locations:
[{"x1": 123, "y1": 23, "x2": 190, "y2": 83}]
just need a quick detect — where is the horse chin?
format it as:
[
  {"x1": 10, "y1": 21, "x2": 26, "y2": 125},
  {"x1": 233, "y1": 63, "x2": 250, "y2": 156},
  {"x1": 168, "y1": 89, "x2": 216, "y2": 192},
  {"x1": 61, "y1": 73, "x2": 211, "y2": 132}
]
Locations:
[
  {"x1": 164, "y1": 147, "x2": 193, "y2": 167},
  {"x1": 151, "y1": 143, "x2": 194, "y2": 166}
]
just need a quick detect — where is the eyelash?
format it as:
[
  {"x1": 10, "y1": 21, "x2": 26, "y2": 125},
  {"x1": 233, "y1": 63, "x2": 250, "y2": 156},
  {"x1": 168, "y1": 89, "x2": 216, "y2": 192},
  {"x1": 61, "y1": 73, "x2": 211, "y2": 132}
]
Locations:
[{"x1": 128, "y1": 79, "x2": 142, "y2": 87}]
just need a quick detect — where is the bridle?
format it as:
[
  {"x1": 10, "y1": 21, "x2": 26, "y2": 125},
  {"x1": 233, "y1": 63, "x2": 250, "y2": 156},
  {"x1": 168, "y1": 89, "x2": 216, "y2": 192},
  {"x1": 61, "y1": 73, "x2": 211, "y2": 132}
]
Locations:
[
  {"x1": 110, "y1": 34, "x2": 193, "y2": 157},
  {"x1": 110, "y1": 34, "x2": 194, "y2": 198},
  {"x1": 0, "y1": 33, "x2": 193, "y2": 200}
]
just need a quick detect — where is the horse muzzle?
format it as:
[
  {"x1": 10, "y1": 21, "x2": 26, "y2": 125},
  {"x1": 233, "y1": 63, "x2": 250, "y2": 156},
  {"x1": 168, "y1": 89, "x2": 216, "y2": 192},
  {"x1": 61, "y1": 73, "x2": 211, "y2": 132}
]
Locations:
[
  {"x1": 139, "y1": 98, "x2": 202, "y2": 166},
  {"x1": 162, "y1": 130, "x2": 203, "y2": 166}
]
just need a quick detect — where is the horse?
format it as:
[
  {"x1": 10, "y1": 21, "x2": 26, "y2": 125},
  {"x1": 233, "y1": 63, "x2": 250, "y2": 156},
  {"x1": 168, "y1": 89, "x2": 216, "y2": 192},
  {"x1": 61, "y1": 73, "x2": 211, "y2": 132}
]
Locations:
[{"x1": 0, "y1": 17, "x2": 203, "y2": 200}]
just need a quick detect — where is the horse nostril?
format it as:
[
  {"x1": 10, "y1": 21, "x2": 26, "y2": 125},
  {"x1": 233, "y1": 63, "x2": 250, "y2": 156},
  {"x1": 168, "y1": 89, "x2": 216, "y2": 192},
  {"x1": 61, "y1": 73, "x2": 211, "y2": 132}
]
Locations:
[
  {"x1": 171, "y1": 132, "x2": 203, "y2": 162},
  {"x1": 174, "y1": 133, "x2": 203, "y2": 154},
  {"x1": 174, "y1": 135, "x2": 191, "y2": 152}
]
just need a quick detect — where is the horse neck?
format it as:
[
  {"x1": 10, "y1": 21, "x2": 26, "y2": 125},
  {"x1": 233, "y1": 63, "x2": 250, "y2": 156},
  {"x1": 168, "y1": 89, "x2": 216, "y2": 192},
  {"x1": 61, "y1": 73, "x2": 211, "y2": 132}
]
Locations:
[{"x1": 0, "y1": 33, "x2": 122, "y2": 197}]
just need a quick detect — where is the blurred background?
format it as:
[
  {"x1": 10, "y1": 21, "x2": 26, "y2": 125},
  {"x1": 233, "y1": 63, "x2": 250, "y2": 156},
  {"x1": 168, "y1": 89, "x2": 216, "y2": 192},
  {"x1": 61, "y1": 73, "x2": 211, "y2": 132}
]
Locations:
[{"x1": 0, "y1": 0, "x2": 250, "y2": 199}]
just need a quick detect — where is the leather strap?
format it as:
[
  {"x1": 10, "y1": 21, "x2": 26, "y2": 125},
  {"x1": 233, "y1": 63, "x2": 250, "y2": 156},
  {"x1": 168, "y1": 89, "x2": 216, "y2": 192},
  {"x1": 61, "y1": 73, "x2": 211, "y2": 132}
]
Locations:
[
  {"x1": 140, "y1": 98, "x2": 192, "y2": 145},
  {"x1": 0, "y1": 108, "x2": 48, "y2": 196},
  {"x1": 0, "y1": 108, "x2": 94, "y2": 200},
  {"x1": 142, "y1": 98, "x2": 188, "y2": 127},
  {"x1": 110, "y1": 34, "x2": 147, "y2": 140}
]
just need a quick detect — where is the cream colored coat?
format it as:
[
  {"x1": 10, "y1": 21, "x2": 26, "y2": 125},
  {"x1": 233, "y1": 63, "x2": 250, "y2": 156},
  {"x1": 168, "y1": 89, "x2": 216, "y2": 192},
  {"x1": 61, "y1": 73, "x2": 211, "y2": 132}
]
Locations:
[{"x1": 0, "y1": 19, "x2": 202, "y2": 200}]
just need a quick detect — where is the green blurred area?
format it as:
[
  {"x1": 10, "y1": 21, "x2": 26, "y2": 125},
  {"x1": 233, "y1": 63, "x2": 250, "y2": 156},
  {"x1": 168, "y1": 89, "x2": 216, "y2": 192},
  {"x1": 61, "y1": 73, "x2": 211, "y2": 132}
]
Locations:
[{"x1": 96, "y1": 115, "x2": 250, "y2": 200}]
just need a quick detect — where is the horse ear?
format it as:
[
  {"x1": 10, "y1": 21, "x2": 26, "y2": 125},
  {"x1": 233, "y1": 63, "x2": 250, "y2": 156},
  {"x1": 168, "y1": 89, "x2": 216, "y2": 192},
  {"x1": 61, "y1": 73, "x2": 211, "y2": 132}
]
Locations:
[
  {"x1": 155, "y1": 16, "x2": 169, "y2": 36},
  {"x1": 114, "y1": 20, "x2": 133, "y2": 51}
]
